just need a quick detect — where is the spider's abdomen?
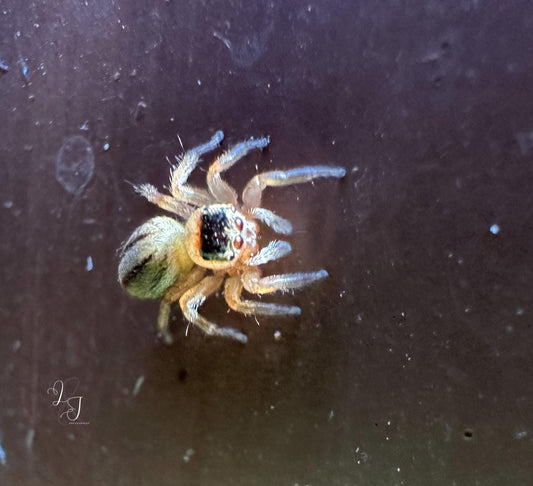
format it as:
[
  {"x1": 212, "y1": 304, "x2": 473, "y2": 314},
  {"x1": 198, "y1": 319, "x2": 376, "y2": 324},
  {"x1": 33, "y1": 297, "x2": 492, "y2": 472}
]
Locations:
[{"x1": 118, "y1": 216, "x2": 194, "y2": 299}]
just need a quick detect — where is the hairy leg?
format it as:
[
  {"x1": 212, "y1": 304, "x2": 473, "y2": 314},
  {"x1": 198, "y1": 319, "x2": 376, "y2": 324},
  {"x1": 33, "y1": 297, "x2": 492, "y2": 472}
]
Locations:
[
  {"x1": 224, "y1": 276, "x2": 301, "y2": 316},
  {"x1": 179, "y1": 275, "x2": 248, "y2": 343},
  {"x1": 157, "y1": 266, "x2": 206, "y2": 344},
  {"x1": 241, "y1": 267, "x2": 328, "y2": 294},
  {"x1": 207, "y1": 136, "x2": 270, "y2": 205},
  {"x1": 134, "y1": 183, "x2": 195, "y2": 219},
  {"x1": 249, "y1": 207, "x2": 293, "y2": 234},
  {"x1": 169, "y1": 130, "x2": 224, "y2": 206},
  {"x1": 242, "y1": 165, "x2": 346, "y2": 208},
  {"x1": 247, "y1": 240, "x2": 292, "y2": 266}
]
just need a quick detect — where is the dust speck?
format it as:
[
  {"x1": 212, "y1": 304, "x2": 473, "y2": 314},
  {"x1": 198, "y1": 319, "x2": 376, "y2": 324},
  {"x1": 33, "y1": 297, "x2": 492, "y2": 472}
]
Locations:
[
  {"x1": 516, "y1": 131, "x2": 533, "y2": 156},
  {"x1": 489, "y1": 224, "x2": 500, "y2": 235},
  {"x1": 0, "y1": 438, "x2": 6, "y2": 466},
  {"x1": 19, "y1": 58, "x2": 29, "y2": 81},
  {"x1": 25, "y1": 428, "x2": 34, "y2": 451},
  {"x1": 132, "y1": 375, "x2": 145, "y2": 396},
  {"x1": 183, "y1": 448, "x2": 194, "y2": 462},
  {"x1": 134, "y1": 100, "x2": 147, "y2": 121}
]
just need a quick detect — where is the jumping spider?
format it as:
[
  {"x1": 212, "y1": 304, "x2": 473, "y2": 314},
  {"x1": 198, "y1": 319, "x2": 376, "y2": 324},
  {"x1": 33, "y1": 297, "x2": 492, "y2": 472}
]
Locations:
[{"x1": 118, "y1": 131, "x2": 345, "y2": 344}]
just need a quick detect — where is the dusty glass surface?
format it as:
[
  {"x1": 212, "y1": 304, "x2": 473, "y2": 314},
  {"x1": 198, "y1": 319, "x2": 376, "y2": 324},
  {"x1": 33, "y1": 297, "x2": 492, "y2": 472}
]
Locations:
[{"x1": 1, "y1": 0, "x2": 532, "y2": 485}]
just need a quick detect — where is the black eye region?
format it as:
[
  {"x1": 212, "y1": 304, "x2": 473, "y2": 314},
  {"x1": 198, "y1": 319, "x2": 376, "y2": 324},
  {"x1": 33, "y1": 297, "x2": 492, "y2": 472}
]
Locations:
[{"x1": 200, "y1": 207, "x2": 234, "y2": 261}]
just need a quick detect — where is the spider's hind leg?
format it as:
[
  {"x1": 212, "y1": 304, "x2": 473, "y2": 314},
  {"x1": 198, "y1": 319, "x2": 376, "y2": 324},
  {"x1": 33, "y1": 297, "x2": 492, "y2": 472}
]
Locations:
[
  {"x1": 179, "y1": 275, "x2": 248, "y2": 343},
  {"x1": 157, "y1": 266, "x2": 206, "y2": 344}
]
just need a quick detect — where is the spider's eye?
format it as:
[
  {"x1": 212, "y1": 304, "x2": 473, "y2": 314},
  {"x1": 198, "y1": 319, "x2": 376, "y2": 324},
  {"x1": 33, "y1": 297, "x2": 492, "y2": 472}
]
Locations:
[
  {"x1": 233, "y1": 235, "x2": 243, "y2": 249},
  {"x1": 235, "y1": 217, "x2": 244, "y2": 231}
]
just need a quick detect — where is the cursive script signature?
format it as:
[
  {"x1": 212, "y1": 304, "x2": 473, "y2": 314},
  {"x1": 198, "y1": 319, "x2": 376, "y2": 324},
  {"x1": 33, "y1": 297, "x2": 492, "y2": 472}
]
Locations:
[{"x1": 47, "y1": 379, "x2": 83, "y2": 423}]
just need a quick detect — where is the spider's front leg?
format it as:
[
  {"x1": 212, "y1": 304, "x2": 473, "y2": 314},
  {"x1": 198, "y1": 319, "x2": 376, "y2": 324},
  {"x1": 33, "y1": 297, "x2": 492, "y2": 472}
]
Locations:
[
  {"x1": 249, "y1": 207, "x2": 293, "y2": 235},
  {"x1": 179, "y1": 275, "x2": 248, "y2": 343},
  {"x1": 242, "y1": 165, "x2": 346, "y2": 208},
  {"x1": 169, "y1": 130, "x2": 224, "y2": 207},
  {"x1": 207, "y1": 136, "x2": 270, "y2": 205}
]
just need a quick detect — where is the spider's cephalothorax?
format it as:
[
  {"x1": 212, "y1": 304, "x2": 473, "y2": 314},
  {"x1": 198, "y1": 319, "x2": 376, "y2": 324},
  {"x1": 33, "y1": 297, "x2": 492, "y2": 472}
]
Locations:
[
  {"x1": 185, "y1": 204, "x2": 259, "y2": 269},
  {"x1": 118, "y1": 130, "x2": 345, "y2": 344}
]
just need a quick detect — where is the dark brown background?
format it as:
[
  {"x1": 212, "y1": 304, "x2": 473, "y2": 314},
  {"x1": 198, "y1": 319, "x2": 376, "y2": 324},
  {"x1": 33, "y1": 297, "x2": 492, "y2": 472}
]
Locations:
[{"x1": 1, "y1": 1, "x2": 532, "y2": 485}]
